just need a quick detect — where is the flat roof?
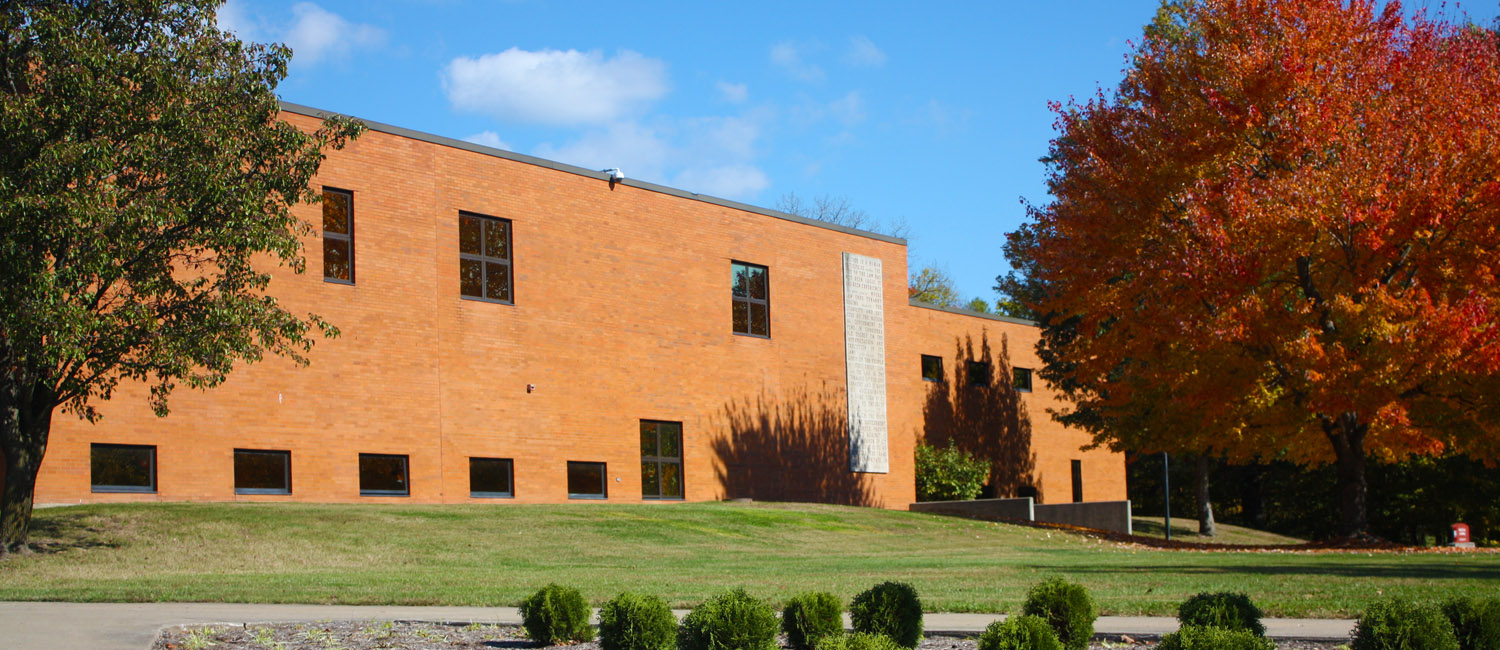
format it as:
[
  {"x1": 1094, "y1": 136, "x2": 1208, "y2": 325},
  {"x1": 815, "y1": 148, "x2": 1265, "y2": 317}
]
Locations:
[
  {"x1": 278, "y1": 101, "x2": 906, "y2": 246},
  {"x1": 909, "y1": 299, "x2": 1037, "y2": 326}
]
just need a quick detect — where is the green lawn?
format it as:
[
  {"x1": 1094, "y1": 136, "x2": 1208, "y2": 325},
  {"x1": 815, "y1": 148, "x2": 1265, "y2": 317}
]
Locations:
[{"x1": 1, "y1": 502, "x2": 1494, "y2": 617}]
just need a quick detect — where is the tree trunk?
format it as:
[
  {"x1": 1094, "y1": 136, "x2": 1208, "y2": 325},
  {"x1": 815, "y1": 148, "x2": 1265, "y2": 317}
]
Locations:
[
  {"x1": 1323, "y1": 412, "x2": 1370, "y2": 538},
  {"x1": 1195, "y1": 454, "x2": 1216, "y2": 537},
  {"x1": 1, "y1": 371, "x2": 57, "y2": 556}
]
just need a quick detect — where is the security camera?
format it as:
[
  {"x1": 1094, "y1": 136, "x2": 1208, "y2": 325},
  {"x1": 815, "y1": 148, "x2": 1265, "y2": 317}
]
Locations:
[{"x1": 603, "y1": 168, "x2": 624, "y2": 182}]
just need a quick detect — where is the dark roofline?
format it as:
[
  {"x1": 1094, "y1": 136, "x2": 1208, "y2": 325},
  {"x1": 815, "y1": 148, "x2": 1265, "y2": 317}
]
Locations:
[
  {"x1": 909, "y1": 299, "x2": 1037, "y2": 326},
  {"x1": 278, "y1": 101, "x2": 907, "y2": 246}
]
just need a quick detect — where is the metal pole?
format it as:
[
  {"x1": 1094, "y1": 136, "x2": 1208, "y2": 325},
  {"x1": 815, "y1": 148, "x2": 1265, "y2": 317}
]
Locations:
[{"x1": 1162, "y1": 452, "x2": 1172, "y2": 541}]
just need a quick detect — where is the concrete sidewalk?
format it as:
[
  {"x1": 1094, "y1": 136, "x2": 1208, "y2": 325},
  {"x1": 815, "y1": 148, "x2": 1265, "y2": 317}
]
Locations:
[{"x1": 0, "y1": 601, "x2": 1357, "y2": 650}]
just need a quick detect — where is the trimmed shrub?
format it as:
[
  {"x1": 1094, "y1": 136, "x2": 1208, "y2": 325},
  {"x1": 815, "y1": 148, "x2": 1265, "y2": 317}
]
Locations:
[
  {"x1": 1158, "y1": 626, "x2": 1274, "y2": 650},
  {"x1": 1351, "y1": 598, "x2": 1459, "y2": 650},
  {"x1": 1442, "y1": 597, "x2": 1500, "y2": 650},
  {"x1": 915, "y1": 442, "x2": 989, "y2": 502},
  {"x1": 814, "y1": 632, "x2": 905, "y2": 650},
  {"x1": 678, "y1": 589, "x2": 778, "y2": 650},
  {"x1": 849, "y1": 582, "x2": 924, "y2": 649},
  {"x1": 599, "y1": 592, "x2": 676, "y2": 650},
  {"x1": 1177, "y1": 592, "x2": 1266, "y2": 637},
  {"x1": 783, "y1": 592, "x2": 844, "y2": 650},
  {"x1": 520, "y1": 584, "x2": 593, "y2": 645},
  {"x1": 1021, "y1": 578, "x2": 1096, "y2": 650},
  {"x1": 977, "y1": 615, "x2": 1062, "y2": 650}
]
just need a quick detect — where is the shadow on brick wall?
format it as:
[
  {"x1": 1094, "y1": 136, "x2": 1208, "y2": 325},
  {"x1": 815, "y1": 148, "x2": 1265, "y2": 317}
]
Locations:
[
  {"x1": 710, "y1": 384, "x2": 875, "y2": 506},
  {"x1": 922, "y1": 332, "x2": 1038, "y2": 501}
]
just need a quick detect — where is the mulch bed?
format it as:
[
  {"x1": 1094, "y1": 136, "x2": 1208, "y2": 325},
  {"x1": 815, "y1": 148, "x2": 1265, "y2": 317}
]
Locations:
[{"x1": 153, "y1": 621, "x2": 1350, "y2": 650}]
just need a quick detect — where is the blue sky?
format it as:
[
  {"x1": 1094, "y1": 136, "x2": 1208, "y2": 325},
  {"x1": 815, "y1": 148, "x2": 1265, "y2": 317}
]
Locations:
[{"x1": 219, "y1": 0, "x2": 1500, "y2": 303}]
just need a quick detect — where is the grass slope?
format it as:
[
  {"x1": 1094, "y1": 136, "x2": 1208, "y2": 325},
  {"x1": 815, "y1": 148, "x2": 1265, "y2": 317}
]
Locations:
[
  {"x1": 1130, "y1": 517, "x2": 1308, "y2": 546},
  {"x1": 1, "y1": 502, "x2": 1494, "y2": 617}
]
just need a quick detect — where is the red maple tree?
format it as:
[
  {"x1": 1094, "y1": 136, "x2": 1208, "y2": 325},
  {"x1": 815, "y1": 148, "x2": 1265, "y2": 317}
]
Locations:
[{"x1": 1009, "y1": 0, "x2": 1500, "y2": 537}]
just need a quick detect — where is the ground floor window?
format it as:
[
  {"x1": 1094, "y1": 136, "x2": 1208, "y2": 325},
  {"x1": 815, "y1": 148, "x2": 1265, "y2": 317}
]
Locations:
[
  {"x1": 359, "y1": 454, "x2": 409, "y2": 496},
  {"x1": 470, "y1": 457, "x2": 514, "y2": 498},
  {"x1": 567, "y1": 461, "x2": 607, "y2": 499},
  {"x1": 90, "y1": 443, "x2": 156, "y2": 493},
  {"x1": 1071, "y1": 459, "x2": 1084, "y2": 503},
  {"x1": 640, "y1": 420, "x2": 683, "y2": 500},
  {"x1": 234, "y1": 449, "x2": 291, "y2": 495}
]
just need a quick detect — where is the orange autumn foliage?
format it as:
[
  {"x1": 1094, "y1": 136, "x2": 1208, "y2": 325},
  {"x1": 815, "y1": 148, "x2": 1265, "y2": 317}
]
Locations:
[{"x1": 1010, "y1": 0, "x2": 1500, "y2": 532}]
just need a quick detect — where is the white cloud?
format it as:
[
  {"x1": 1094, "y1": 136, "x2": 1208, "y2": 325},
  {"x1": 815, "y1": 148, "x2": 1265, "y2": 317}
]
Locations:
[
  {"x1": 673, "y1": 165, "x2": 770, "y2": 199},
  {"x1": 443, "y1": 48, "x2": 669, "y2": 126},
  {"x1": 463, "y1": 131, "x2": 511, "y2": 151},
  {"x1": 829, "y1": 91, "x2": 864, "y2": 126},
  {"x1": 216, "y1": 0, "x2": 260, "y2": 40},
  {"x1": 534, "y1": 122, "x2": 674, "y2": 183},
  {"x1": 717, "y1": 81, "x2": 749, "y2": 104},
  {"x1": 284, "y1": 3, "x2": 386, "y2": 65},
  {"x1": 770, "y1": 41, "x2": 824, "y2": 83},
  {"x1": 215, "y1": 2, "x2": 384, "y2": 66},
  {"x1": 844, "y1": 36, "x2": 887, "y2": 68}
]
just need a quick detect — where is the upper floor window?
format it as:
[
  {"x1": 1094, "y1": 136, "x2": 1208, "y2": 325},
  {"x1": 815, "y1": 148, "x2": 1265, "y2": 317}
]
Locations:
[
  {"x1": 731, "y1": 261, "x2": 769, "y2": 337},
  {"x1": 967, "y1": 361, "x2": 991, "y2": 387},
  {"x1": 1013, "y1": 367, "x2": 1034, "y2": 392},
  {"x1": 921, "y1": 355, "x2": 944, "y2": 382},
  {"x1": 460, "y1": 212, "x2": 513, "y2": 303},
  {"x1": 322, "y1": 187, "x2": 354, "y2": 283}
]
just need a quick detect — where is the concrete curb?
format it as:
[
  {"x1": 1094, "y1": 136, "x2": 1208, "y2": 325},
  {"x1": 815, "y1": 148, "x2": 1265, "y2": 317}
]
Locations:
[{"x1": 0, "y1": 601, "x2": 1358, "y2": 650}]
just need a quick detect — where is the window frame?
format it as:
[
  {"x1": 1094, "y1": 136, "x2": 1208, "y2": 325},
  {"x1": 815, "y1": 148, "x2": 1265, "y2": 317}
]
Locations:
[
  {"x1": 233, "y1": 448, "x2": 292, "y2": 495},
  {"x1": 730, "y1": 261, "x2": 770, "y2": 338},
  {"x1": 469, "y1": 457, "x2": 515, "y2": 499},
  {"x1": 321, "y1": 187, "x2": 355, "y2": 285},
  {"x1": 1071, "y1": 459, "x2": 1084, "y2": 503},
  {"x1": 640, "y1": 420, "x2": 684, "y2": 501},
  {"x1": 90, "y1": 443, "x2": 158, "y2": 493},
  {"x1": 967, "y1": 361, "x2": 992, "y2": 387},
  {"x1": 566, "y1": 461, "x2": 608, "y2": 500},
  {"x1": 458, "y1": 211, "x2": 514, "y2": 305},
  {"x1": 358, "y1": 453, "x2": 411, "y2": 497},
  {"x1": 1013, "y1": 367, "x2": 1034, "y2": 393},
  {"x1": 921, "y1": 355, "x2": 944, "y2": 383}
]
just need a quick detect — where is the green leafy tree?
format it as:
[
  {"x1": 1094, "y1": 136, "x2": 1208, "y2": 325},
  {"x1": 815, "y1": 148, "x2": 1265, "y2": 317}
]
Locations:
[
  {"x1": 963, "y1": 298, "x2": 993, "y2": 314},
  {"x1": 908, "y1": 266, "x2": 961, "y2": 308},
  {"x1": 0, "y1": 0, "x2": 362, "y2": 554}
]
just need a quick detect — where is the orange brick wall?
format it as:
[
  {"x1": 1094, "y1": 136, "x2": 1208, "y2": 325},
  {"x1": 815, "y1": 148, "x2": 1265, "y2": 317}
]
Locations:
[
  {"x1": 898, "y1": 306, "x2": 1128, "y2": 504},
  {"x1": 32, "y1": 108, "x2": 1121, "y2": 509}
]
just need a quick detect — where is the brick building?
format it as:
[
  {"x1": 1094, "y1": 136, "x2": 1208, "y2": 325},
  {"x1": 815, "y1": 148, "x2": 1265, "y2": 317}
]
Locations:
[{"x1": 30, "y1": 103, "x2": 1126, "y2": 508}]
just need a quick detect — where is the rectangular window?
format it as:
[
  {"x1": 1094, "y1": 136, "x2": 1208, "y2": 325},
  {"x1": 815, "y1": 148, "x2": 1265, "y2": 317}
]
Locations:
[
  {"x1": 1071, "y1": 459, "x2": 1084, "y2": 503},
  {"x1": 921, "y1": 355, "x2": 944, "y2": 382},
  {"x1": 470, "y1": 457, "x2": 514, "y2": 498},
  {"x1": 359, "y1": 453, "x2": 409, "y2": 496},
  {"x1": 967, "y1": 361, "x2": 991, "y2": 387},
  {"x1": 640, "y1": 421, "x2": 684, "y2": 500},
  {"x1": 322, "y1": 187, "x2": 354, "y2": 283},
  {"x1": 459, "y1": 212, "x2": 513, "y2": 303},
  {"x1": 234, "y1": 449, "x2": 291, "y2": 495},
  {"x1": 567, "y1": 461, "x2": 607, "y2": 499},
  {"x1": 731, "y1": 261, "x2": 770, "y2": 337},
  {"x1": 90, "y1": 444, "x2": 157, "y2": 493},
  {"x1": 1013, "y1": 367, "x2": 1034, "y2": 392}
]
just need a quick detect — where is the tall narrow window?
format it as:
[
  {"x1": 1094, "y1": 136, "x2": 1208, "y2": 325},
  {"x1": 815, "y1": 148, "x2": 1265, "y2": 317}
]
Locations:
[
  {"x1": 567, "y1": 461, "x2": 607, "y2": 499},
  {"x1": 90, "y1": 444, "x2": 156, "y2": 493},
  {"x1": 640, "y1": 421, "x2": 684, "y2": 500},
  {"x1": 359, "y1": 453, "x2": 409, "y2": 496},
  {"x1": 459, "y1": 212, "x2": 513, "y2": 303},
  {"x1": 234, "y1": 449, "x2": 291, "y2": 495},
  {"x1": 1071, "y1": 459, "x2": 1084, "y2": 503},
  {"x1": 1013, "y1": 367, "x2": 1034, "y2": 392},
  {"x1": 470, "y1": 457, "x2": 514, "y2": 498},
  {"x1": 322, "y1": 188, "x2": 354, "y2": 283},
  {"x1": 921, "y1": 355, "x2": 944, "y2": 382},
  {"x1": 731, "y1": 261, "x2": 769, "y2": 337}
]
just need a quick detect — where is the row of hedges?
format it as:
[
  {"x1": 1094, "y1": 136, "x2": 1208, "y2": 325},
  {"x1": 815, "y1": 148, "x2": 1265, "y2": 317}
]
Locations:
[{"x1": 521, "y1": 582, "x2": 1499, "y2": 650}]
